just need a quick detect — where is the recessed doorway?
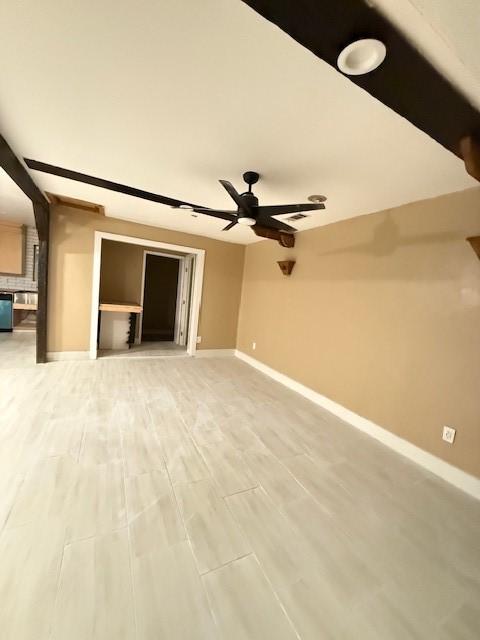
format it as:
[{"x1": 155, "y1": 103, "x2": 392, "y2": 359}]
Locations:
[
  {"x1": 142, "y1": 253, "x2": 180, "y2": 343},
  {"x1": 137, "y1": 250, "x2": 195, "y2": 356},
  {"x1": 90, "y1": 232, "x2": 205, "y2": 359}
]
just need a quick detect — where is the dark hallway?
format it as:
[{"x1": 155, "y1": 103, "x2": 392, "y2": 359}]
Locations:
[{"x1": 142, "y1": 254, "x2": 179, "y2": 342}]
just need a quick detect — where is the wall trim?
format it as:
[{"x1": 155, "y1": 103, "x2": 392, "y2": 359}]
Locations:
[
  {"x1": 96, "y1": 352, "x2": 189, "y2": 361},
  {"x1": 235, "y1": 350, "x2": 480, "y2": 501},
  {"x1": 47, "y1": 351, "x2": 90, "y2": 362},
  {"x1": 47, "y1": 347, "x2": 235, "y2": 361},
  {"x1": 195, "y1": 349, "x2": 236, "y2": 357}
]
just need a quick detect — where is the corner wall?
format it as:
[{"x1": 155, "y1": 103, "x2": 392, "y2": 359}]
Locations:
[
  {"x1": 236, "y1": 188, "x2": 480, "y2": 477},
  {"x1": 48, "y1": 206, "x2": 245, "y2": 352}
]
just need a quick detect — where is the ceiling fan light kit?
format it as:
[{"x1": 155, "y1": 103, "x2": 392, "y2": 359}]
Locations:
[
  {"x1": 337, "y1": 39, "x2": 386, "y2": 76},
  {"x1": 237, "y1": 216, "x2": 256, "y2": 226}
]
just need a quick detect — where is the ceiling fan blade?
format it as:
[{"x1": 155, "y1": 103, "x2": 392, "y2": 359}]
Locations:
[
  {"x1": 219, "y1": 180, "x2": 250, "y2": 212},
  {"x1": 192, "y1": 208, "x2": 237, "y2": 222},
  {"x1": 260, "y1": 218, "x2": 296, "y2": 232},
  {"x1": 222, "y1": 221, "x2": 238, "y2": 231},
  {"x1": 24, "y1": 158, "x2": 203, "y2": 209},
  {"x1": 254, "y1": 202, "x2": 325, "y2": 217}
]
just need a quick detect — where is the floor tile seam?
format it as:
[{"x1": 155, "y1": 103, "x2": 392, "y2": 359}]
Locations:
[
  {"x1": 120, "y1": 433, "x2": 140, "y2": 640},
  {"x1": 163, "y1": 456, "x2": 222, "y2": 634}
]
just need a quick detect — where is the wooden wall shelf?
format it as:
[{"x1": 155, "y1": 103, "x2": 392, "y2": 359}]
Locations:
[
  {"x1": 277, "y1": 260, "x2": 296, "y2": 276},
  {"x1": 467, "y1": 236, "x2": 480, "y2": 260},
  {"x1": 99, "y1": 301, "x2": 143, "y2": 313}
]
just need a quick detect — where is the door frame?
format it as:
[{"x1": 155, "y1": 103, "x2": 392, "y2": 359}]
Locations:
[
  {"x1": 90, "y1": 232, "x2": 205, "y2": 359},
  {"x1": 175, "y1": 254, "x2": 194, "y2": 346},
  {"x1": 137, "y1": 250, "x2": 185, "y2": 346}
]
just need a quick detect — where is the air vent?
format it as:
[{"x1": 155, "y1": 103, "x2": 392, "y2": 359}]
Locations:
[
  {"x1": 286, "y1": 213, "x2": 308, "y2": 221},
  {"x1": 46, "y1": 192, "x2": 105, "y2": 215}
]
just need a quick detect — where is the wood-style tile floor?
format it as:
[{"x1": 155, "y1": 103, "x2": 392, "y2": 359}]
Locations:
[{"x1": 1, "y1": 333, "x2": 479, "y2": 639}]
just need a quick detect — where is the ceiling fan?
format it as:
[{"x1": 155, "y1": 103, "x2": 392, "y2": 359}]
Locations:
[
  {"x1": 183, "y1": 171, "x2": 326, "y2": 233},
  {"x1": 24, "y1": 159, "x2": 326, "y2": 244}
]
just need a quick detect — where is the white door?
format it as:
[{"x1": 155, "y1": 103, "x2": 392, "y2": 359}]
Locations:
[{"x1": 175, "y1": 255, "x2": 194, "y2": 346}]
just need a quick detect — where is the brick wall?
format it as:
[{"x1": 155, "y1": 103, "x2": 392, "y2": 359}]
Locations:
[{"x1": 0, "y1": 226, "x2": 38, "y2": 291}]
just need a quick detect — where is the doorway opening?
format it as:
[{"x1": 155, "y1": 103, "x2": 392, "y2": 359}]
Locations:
[
  {"x1": 91, "y1": 232, "x2": 204, "y2": 360},
  {"x1": 142, "y1": 254, "x2": 179, "y2": 343},
  {"x1": 136, "y1": 250, "x2": 195, "y2": 357}
]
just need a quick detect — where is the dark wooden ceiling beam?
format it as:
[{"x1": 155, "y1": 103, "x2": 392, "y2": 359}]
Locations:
[
  {"x1": 0, "y1": 134, "x2": 50, "y2": 239},
  {"x1": 253, "y1": 224, "x2": 295, "y2": 247},
  {"x1": 241, "y1": 0, "x2": 480, "y2": 172},
  {"x1": 0, "y1": 135, "x2": 48, "y2": 205},
  {"x1": 0, "y1": 133, "x2": 50, "y2": 363},
  {"x1": 24, "y1": 158, "x2": 203, "y2": 209},
  {"x1": 460, "y1": 136, "x2": 480, "y2": 182}
]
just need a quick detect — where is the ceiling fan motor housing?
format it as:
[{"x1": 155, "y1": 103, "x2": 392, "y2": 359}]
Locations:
[
  {"x1": 238, "y1": 191, "x2": 258, "y2": 225},
  {"x1": 240, "y1": 192, "x2": 259, "y2": 207}
]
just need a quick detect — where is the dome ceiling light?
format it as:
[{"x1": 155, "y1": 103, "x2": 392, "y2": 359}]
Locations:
[{"x1": 337, "y1": 39, "x2": 386, "y2": 76}]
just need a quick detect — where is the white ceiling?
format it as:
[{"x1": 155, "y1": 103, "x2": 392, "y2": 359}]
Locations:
[
  {"x1": 0, "y1": 0, "x2": 477, "y2": 244},
  {"x1": 0, "y1": 169, "x2": 34, "y2": 226},
  {"x1": 375, "y1": 0, "x2": 480, "y2": 109}
]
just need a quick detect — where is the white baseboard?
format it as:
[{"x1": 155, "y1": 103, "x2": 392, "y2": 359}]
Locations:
[
  {"x1": 195, "y1": 348, "x2": 236, "y2": 358},
  {"x1": 235, "y1": 350, "x2": 480, "y2": 501},
  {"x1": 47, "y1": 351, "x2": 90, "y2": 362}
]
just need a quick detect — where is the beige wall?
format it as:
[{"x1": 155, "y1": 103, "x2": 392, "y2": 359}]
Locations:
[
  {"x1": 48, "y1": 206, "x2": 245, "y2": 351},
  {"x1": 99, "y1": 240, "x2": 147, "y2": 304},
  {"x1": 237, "y1": 188, "x2": 480, "y2": 477}
]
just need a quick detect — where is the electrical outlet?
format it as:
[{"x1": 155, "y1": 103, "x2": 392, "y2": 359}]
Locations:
[
  {"x1": 252, "y1": 342, "x2": 256, "y2": 350},
  {"x1": 442, "y1": 426, "x2": 456, "y2": 444},
  {"x1": 196, "y1": 336, "x2": 202, "y2": 344}
]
